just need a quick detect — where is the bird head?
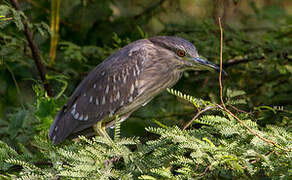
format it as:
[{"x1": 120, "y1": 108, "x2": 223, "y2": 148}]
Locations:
[{"x1": 149, "y1": 36, "x2": 226, "y2": 74}]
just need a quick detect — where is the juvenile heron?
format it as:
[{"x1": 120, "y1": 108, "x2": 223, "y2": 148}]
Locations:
[{"x1": 49, "y1": 36, "x2": 224, "y2": 144}]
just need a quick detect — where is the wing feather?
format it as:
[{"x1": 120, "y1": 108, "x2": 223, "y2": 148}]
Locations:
[{"x1": 49, "y1": 39, "x2": 150, "y2": 143}]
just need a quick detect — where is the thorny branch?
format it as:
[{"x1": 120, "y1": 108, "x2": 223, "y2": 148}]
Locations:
[{"x1": 10, "y1": 0, "x2": 53, "y2": 97}]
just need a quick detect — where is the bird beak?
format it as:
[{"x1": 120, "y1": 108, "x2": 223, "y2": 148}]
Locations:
[{"x1": 186, "y1": 57, "x2": 227, "y2": 75}]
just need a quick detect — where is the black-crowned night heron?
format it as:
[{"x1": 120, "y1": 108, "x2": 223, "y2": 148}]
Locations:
[{"x1": 49, "y1": 36, "x2": 225, "y2": 144}]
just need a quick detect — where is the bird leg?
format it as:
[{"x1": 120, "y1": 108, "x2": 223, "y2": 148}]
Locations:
[{"x1": 94, "y1": 121, "x2": 113, "y2": 143}]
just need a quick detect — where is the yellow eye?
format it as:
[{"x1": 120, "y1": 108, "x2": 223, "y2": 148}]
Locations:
[{"x1": 177, "y1": 49, "x2": 186, "y2": 57}]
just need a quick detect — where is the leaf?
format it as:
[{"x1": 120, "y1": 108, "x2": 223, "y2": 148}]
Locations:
[
  {"x1": 35, "y1": 99, "x2": 56, "y2": 118},
  {"x1": 254, "y1": 106, "x2": 277, "y2": 114},
  {"x1": 11, "y1": 8, "x2": 24, "y2": 30},
  {"x1": 138, "y1": 175, "x2": 157, "y2": 180},
  {"x1": 226, "y1": 89, "x2": 246, "y2": 98},
  {"x1": 8, "y1": 110, "x2": 29, "y2": 139}
]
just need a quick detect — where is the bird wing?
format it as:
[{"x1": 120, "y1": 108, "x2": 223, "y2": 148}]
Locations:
[{"x1": 49, "y1": 39, "x2": 150, "y2": 144}]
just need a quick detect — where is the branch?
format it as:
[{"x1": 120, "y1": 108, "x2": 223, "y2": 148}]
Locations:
[
  {"x1": 104, "y1": 156, "x2": 121, "y2": 167},
  {"x1": 182, "y1": 106, "x2": 218, "y2": 131},
  {"x1": 250, "y1": 150, "x2": 274, "y2": 165},
  {"x1": 223, "y1": 56, "x2": 265, "y2": 68},
  {"x1": 217, "y1": 17, "x2": 290, "y2": 152},
  {"x1": 218, "y1": 17, "x2": 226, "y2": 109},
  {"x1": 10, "y1": 0, "x2": 53, "y2": 97},
  {"x1": 49, "y1": 0, "x2": 61, "y2": 65}
]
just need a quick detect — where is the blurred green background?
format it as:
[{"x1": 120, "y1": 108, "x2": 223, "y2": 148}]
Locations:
[{"x1": 0, "y1": 0, "x2": 291, "y2": 148}]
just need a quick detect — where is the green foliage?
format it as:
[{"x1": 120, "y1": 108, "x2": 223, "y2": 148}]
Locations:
[
  {"x1": 0, "y1": 5, "x2": 24, "y2": 30},
  {"x1": 0, "y1": 1, "x2": 291, "y2": 179},
  {"x1": 0, "y1": 88, "x2": 291, "y2": 179}
]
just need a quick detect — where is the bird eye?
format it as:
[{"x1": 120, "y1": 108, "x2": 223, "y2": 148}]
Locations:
[{"x1": 177, "y1": 49, "x2": 186, "y2": 57}]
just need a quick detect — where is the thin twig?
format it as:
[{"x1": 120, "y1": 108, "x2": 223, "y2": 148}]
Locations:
[
  {"x1": 104, "y1": 156, "x2": 121, "y2": 167},
  {"x1": 10, "y1": 0, "x2": 53, "y2": 97},
  {"x1": 218, "y1": 18, "x2": 226, "y2": 110},
  {"x1": 217, "y1": 17, "x2": 289, "y2": 152},
  {"x1": 194, "y1": 163, "x2": 199, "y2": 172},
  {"x1": 199, "y1": 165, "x2": 210, "y2": 176},
  {"x1": 182, "y1": 106, "x2": 218, "y2": 131},
  {"x1": 228, "y1": 104, "x2": 251, "y2": 114},
  {"x1": 250, "y1": 150, "x2": 274, "y2": 164}
]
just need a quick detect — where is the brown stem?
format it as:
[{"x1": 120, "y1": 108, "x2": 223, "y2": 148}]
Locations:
[
  {"x1": 104, "y1": 156, "x2": 121, "y2": 167},
  {"x1": 250, "y1": 150, "x2": 274, "y2": 165},
  {"x1": 10, "y1": 0, "x2": 53, "y2": 97},
  {"x1": 218, "y1": 17, "x2": 226, "y2": 110},
  {"x1": 228, "y1": 104, "x2": 251, "y2": 114},
  {"x1": 217, "y1": 17, "x2": 289, "y2": 152},
  {"x1": 199, "y1": 165, "x2": 210, "y2": 176},
  {"x1": 182, "y1": 106, "x2": 218, "y2": 131},
  {"x1": 49, "y1": 0, "x2": 61, "y2": 65}
]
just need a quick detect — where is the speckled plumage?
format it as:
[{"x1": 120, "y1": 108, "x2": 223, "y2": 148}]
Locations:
[{"x1": 49, "y1": 36, "x2": 222, "y2": 144}]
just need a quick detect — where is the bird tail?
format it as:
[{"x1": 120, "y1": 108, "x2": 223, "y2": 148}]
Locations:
[{"x1": 48, "y1": 108, "x2": 79, "y2": 144}]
